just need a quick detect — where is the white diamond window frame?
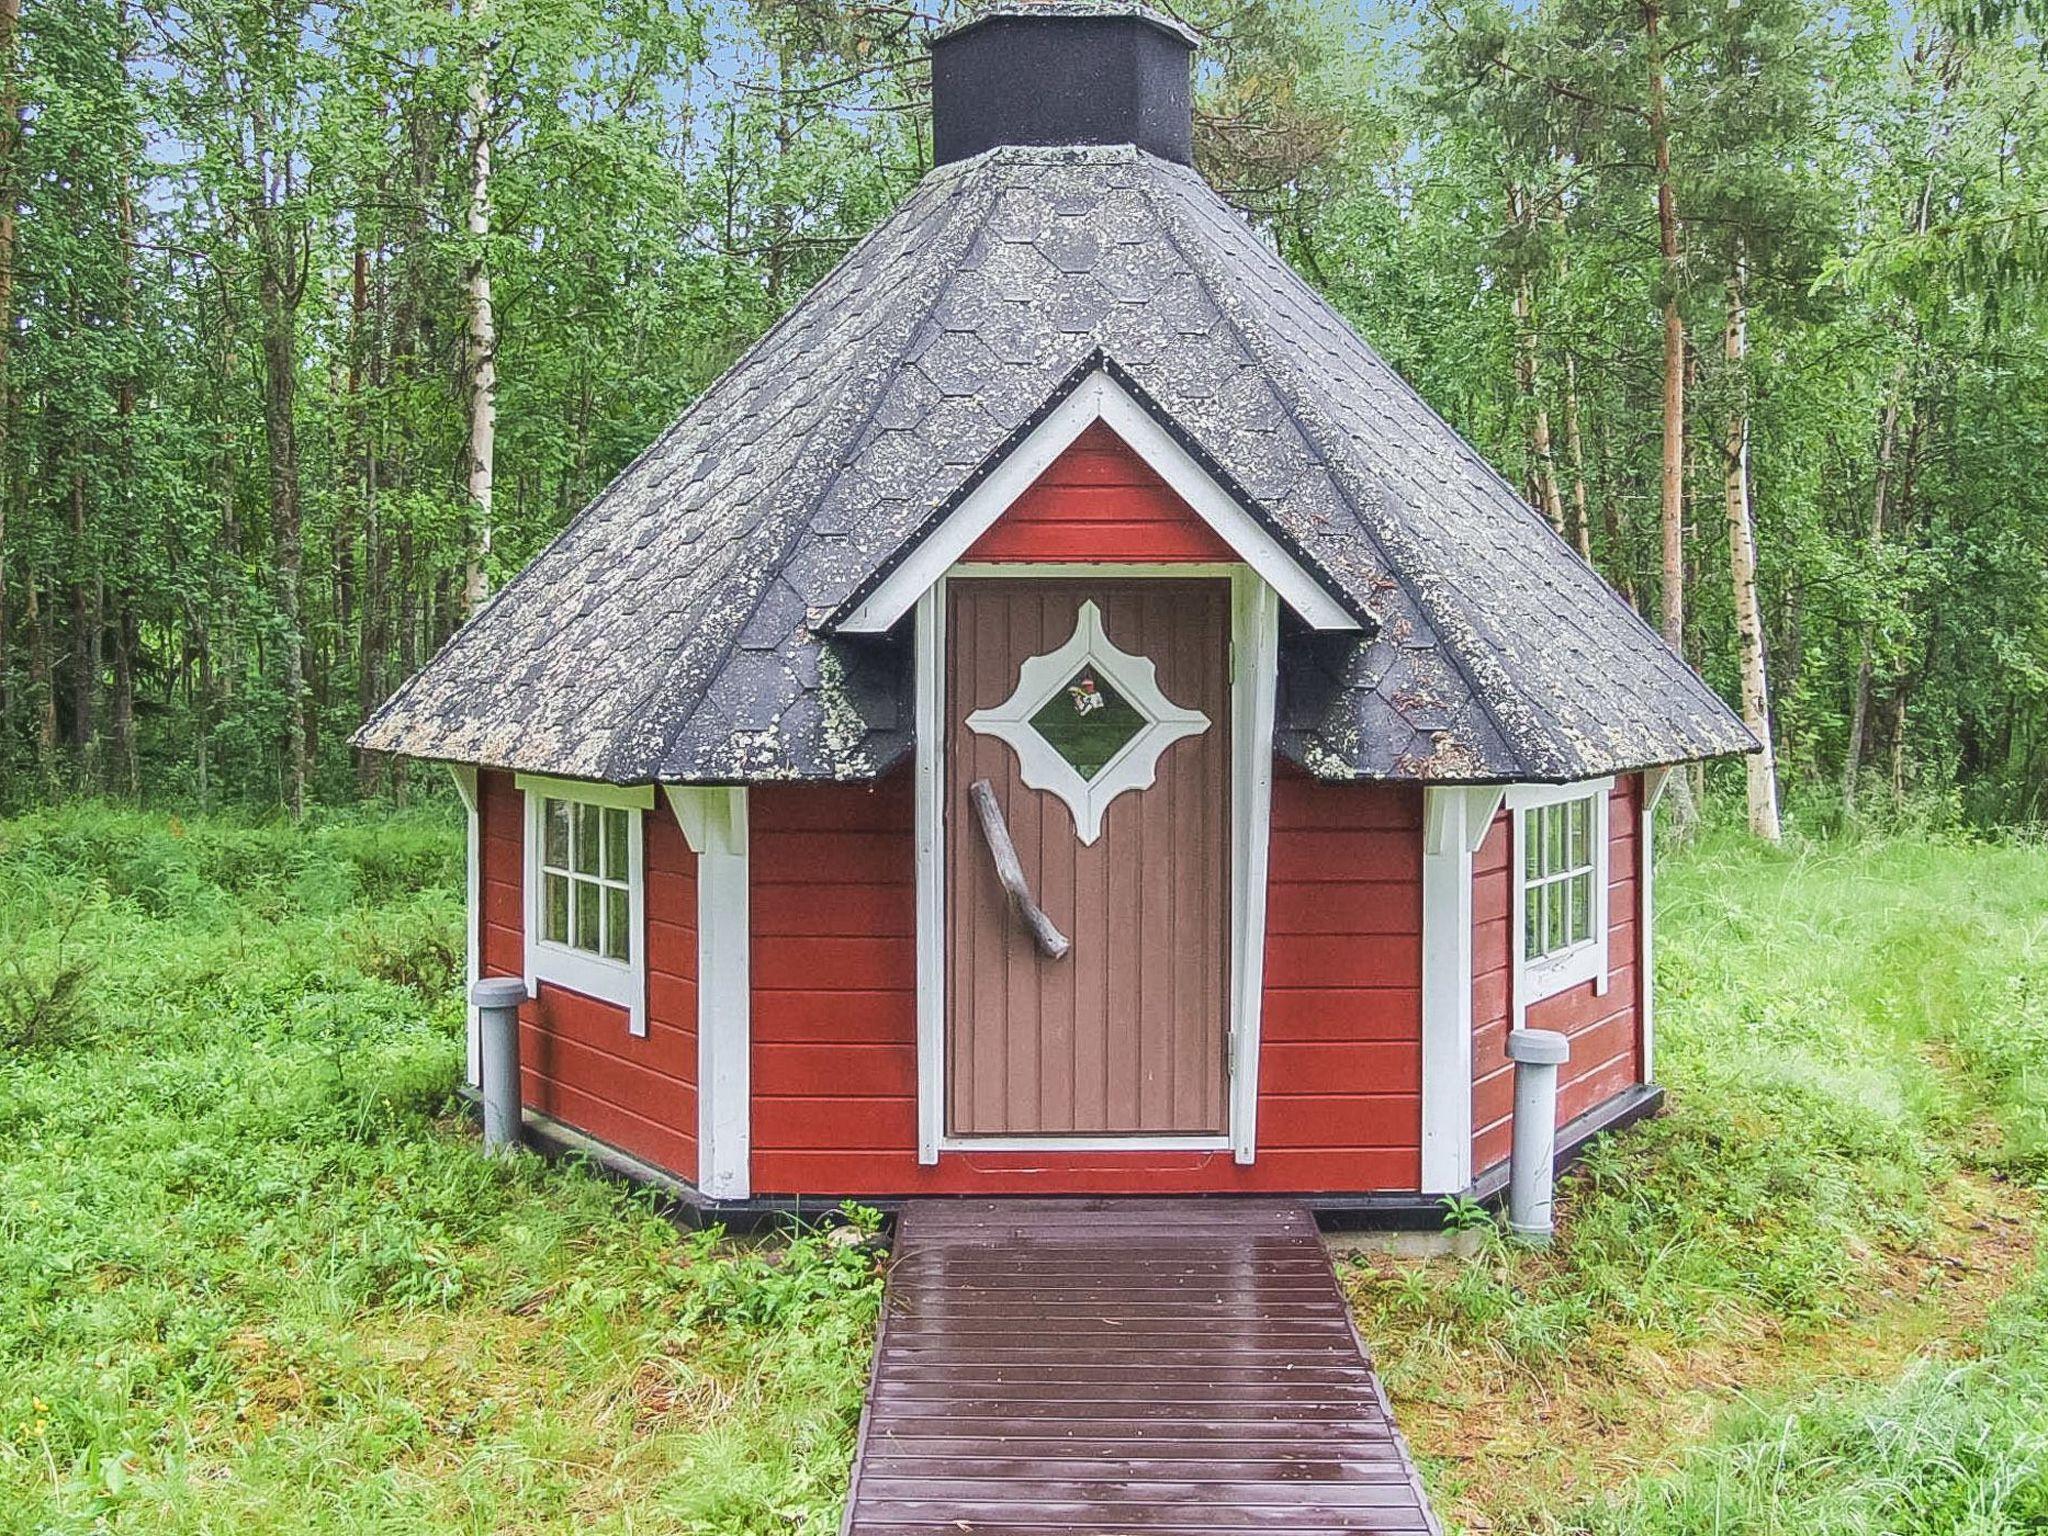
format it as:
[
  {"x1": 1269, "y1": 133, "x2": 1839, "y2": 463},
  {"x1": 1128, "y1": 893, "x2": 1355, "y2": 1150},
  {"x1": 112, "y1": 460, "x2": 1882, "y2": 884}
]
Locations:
[{"x1": 966, "y1": 599, "x2": 1210, "y2": 845}]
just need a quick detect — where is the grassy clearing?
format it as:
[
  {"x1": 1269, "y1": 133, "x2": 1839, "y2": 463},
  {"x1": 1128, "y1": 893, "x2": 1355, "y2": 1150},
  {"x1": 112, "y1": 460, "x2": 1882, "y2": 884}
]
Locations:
[
  {"x1": 1347, "y1": 824, "x2": 2048, "y2": 1533},
  {"x1": 0, "y1": 806, "x2": 881, "y2": 1536},
  {"x1": 2, "y1": 805, "x2": 2043, "y2": 1534}
]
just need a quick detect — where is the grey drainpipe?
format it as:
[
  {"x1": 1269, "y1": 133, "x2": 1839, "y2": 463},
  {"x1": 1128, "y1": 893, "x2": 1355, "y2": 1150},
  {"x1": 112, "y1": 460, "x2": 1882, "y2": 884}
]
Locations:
[
  {"x1": 471, "y1": 976, "x2": 531, "y2": 1153},
  {"x1": 1505, "y1": 1027, "x2": 1571, "y2": 1242}
]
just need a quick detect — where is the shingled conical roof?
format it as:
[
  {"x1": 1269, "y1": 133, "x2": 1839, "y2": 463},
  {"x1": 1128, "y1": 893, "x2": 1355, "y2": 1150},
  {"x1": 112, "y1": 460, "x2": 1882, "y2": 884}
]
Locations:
[{"x1": 357, "y1": 142, "x2": 1752, "y2": 784}]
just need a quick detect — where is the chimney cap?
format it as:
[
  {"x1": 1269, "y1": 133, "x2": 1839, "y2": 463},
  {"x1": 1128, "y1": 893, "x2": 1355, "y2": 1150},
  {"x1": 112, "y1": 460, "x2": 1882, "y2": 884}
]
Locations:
[
  {"x1": 928, "y1": 3, "x2": 1201, "y2": 168},
  {"x1": 933, "y1": 2, "x2": 1201, "y2": 51}
]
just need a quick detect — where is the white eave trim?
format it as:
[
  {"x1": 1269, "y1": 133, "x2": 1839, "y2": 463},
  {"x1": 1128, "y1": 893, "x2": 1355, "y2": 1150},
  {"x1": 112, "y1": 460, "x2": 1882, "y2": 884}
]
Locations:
[{"x1": 837, "y1": 369, "x2": 1359, "y2": 635}]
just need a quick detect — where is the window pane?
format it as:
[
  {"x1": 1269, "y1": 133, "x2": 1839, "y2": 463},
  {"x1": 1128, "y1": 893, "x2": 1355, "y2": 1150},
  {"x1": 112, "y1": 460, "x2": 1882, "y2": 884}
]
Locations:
[
  {"x1": 1546, "y1": 879, "x2": 1567, "y2": 952},
  {"x1": 575, "y1": 878, "x2": 601, "y2": 951},
  {"x1": 1569, "y1": 797, "x2": 1592, "y2": 868},
  {"x1": 1547, "y1": 805, "x2": 1567, "y2": 876},
  {"x1": 544, "y1": 799, "x2": 570, "y2": 870},
  {"x1": 574, "y1": 803, "x2": 601, "y2": 875},
  {"x1": 1525, "y1": 883, "x2": 1544, "y2": 959},
  {"x1": 1524, "y1": 820, "x2": 1541, "y2": 881},
  {"x1": 1567, "y1": 872, "x2": 1590, "y2": 945},
  {"x1": 604, "y1": 808, "x2": 628, "y2": 881},
  {"x1": 544, "y1": 872, "x2": 569, "y2": 943},
  {"x1": 605, "y1": 886, "x2": 629, "y2": 962}
]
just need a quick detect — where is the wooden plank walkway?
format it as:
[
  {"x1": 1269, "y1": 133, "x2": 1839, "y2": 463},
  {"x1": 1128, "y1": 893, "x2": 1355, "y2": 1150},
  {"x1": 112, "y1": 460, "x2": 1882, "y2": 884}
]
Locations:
[{"x1": 841, "y1": 1198, "x2": 1441, "y2": 1536}]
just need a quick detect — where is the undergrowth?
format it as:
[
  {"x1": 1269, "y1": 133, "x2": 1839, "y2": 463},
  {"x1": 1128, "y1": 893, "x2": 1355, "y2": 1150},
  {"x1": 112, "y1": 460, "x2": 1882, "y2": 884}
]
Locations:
[{"x1": 0, "y1": 804, "x2": 882, "y2": 1536}]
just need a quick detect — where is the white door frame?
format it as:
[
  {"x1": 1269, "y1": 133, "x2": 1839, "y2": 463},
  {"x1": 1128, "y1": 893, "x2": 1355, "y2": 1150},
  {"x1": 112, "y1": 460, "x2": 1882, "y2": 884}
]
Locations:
[{"x1": 915, "y1": 562, "x2": 1279, "y2": 1163}]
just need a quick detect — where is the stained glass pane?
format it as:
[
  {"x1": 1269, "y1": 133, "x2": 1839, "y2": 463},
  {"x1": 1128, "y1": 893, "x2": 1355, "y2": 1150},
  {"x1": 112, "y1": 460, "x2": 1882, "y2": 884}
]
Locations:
[
  {"x1": 574, "y1": 804, "x2": 601, "y2": 875},
  {"x1": 1027, "y1": 668, "x2": 1147, "y2": 781},
  {"x1": 603, "y1": 808, "x2": 628, "y2": 880},
  {"x1": 544, "y1": 799, "x2": 570, "y2": 869},
  {"x1": 605, "y1": 886, "x2": 629, "y2": 961},
  {"x1": 544, "y1": 872, "x2": 569, "y2": 943},
  {"x1": 575, "y1": 878, "x2": 601, "y2": 951}
]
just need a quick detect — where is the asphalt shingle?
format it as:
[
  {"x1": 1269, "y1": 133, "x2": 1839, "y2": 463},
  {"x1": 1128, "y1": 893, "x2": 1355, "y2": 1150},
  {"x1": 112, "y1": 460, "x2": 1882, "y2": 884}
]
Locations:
[{"x1": 356, "y1": 145, "x2": 1752, "y2": 784}]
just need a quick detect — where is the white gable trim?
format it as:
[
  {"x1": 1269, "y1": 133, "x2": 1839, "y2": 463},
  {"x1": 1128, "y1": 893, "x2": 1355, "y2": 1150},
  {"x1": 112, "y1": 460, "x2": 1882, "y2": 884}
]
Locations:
[{"x1": 838, "y1": 369, "x2": 1359, "y2": 634}]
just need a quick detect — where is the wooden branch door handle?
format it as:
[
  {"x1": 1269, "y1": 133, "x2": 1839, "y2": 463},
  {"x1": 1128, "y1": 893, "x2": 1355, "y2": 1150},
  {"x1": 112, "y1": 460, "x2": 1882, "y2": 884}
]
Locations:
[{"x1": 968, "y1": 778, "x2": 1071, "y2": 961}]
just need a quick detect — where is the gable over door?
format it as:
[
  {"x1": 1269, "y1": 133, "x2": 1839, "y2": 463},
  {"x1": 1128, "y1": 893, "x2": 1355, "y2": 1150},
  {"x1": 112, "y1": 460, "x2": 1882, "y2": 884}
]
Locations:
[{"x1": 946, "y1": 577, "x2": 1231, "y2": 1137}]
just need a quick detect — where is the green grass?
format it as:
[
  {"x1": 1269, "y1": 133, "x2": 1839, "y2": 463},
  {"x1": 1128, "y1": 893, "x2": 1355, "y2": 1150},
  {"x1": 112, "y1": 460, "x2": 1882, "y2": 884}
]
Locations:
[
  {"x1": 1, "y1": 804, "x2": 2042, "y2": 1534},
  {"x1": 1348, "y1": 821, "x2": 2048, "y2": 1532},
  {"x1": 0, "y1": 805, "x2": 882, "y2": 1535}
]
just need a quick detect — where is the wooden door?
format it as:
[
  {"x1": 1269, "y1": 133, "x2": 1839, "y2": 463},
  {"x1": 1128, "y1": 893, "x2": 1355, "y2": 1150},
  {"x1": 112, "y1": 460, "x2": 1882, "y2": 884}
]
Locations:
[{"x1": 946, "y1": 578, "x2": 1231, "y2": 1137}]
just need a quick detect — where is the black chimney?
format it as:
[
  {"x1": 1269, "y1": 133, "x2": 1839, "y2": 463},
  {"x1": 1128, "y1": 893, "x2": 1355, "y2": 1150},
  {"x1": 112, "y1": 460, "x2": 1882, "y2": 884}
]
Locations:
[{"x1": 930, "y1": 4, "x2": 1199, "y2": 168}]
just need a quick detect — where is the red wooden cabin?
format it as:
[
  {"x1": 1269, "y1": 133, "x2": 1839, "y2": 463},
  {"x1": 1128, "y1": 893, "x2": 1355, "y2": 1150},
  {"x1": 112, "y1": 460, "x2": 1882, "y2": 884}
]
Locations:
[{"x1": 360, "y1": 4, "x2": 1751, "y2": 1221}]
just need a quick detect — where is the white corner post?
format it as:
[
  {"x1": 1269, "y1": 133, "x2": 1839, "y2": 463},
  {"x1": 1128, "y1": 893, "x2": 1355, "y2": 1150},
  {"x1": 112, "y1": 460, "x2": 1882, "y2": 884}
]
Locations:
[
  {"x1": 446, "y1": 763, "x2": 483, "y2": 1087},
  {"x1": 1505, "y1": 1026, "x2": 1570, "y2": 1242},
  {"x1": 1640, "y1": 766, "x2": 1674, "y2": 1083},
  {"x1": 914, "y1": 587, "x2": 945, "y2": 1165},
  {"x1": 1229, "y1": 574, "x2": 1279, "y2": 1165},
  {"x1": 665, "y1": 786, "x2": 752, "y2": 1201},
  {"x1": 1420, "y1": 784, "x2": 1506, "y2": 1195}
]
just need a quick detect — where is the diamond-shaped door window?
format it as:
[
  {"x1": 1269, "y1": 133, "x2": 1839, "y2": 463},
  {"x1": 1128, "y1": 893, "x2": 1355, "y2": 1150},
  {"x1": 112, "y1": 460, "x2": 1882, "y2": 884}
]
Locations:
[
  {"x1": 967, "y1": 600, "x2": 1210, "y2": 844},
  {"x1": 1027, "y1": 669, "x2": 1147, "y2": 781}
]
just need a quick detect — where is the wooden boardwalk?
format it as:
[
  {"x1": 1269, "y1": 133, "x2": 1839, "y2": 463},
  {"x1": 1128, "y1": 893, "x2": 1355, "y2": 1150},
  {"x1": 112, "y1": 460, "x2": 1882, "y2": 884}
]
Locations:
[{"x1": 841, "y1": 1198, "x2": 1440, "y2": 1536}]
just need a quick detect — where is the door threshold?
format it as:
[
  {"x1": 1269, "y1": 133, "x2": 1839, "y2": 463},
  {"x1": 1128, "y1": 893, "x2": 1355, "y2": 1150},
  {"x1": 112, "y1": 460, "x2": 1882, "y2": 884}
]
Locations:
[{"x1": 938, "y1": 1134, "x2": 1234, "y2": 1153}]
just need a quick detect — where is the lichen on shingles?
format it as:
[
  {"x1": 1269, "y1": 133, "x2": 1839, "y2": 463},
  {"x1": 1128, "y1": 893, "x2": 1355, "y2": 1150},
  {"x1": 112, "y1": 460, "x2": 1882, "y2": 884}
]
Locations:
[{"x1": 355, "y1": 144, "x2": 1752, "y2": 788}]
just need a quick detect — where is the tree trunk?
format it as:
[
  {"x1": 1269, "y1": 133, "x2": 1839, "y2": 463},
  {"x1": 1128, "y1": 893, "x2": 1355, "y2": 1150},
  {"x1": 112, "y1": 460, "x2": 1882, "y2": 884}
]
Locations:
[
  {"x1": 252, "y1": 146, "x2": 307, "y2": 818},
  {"x1": 462, "y1": 1, "x2": 496, "y2": 616},
  {"x1": 68, "y1": 466, "x2": 98, "y2": 783},
  {"x1": 1597, "y1": 414, "x2": 1633, "y2": 607},
  {"x1": 1562, "y1": 353, "x2": 1592, "y2": 560},
  {"x1": 353, "y1": 245, "x2": 386, "y2": 795},
  {"x1": 1844, "y1": 357, "x2": 1907, "y2": 813},
  {"x1": 1646, "y1": 0, "x2": 1685, "y2": 659},
  {"x1": 1645, "y1": 0, "x2": 1694, "y2": 828},
  {"x1": 1504, "y1": 194, "x2": 1569, "y2": 539},
  {"x1": 1723, "y1": 266, "x2": 1779, "y2": 841},
  {"x1": 27, "y1": 570, "x2": 55, "y2": 787},
  {"x1": 0, "y1": 0, "x2": 16, "y2": 739}
]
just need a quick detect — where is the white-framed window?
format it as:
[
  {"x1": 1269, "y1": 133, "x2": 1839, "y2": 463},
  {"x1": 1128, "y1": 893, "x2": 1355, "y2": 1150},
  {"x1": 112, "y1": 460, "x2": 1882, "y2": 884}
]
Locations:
[
  {"x1": 1507, "y1": 778, "x2": 1612, "y2": 1008},
  {"x1": 515, "y1": 774, "x2": 653, "y2": 1036}
]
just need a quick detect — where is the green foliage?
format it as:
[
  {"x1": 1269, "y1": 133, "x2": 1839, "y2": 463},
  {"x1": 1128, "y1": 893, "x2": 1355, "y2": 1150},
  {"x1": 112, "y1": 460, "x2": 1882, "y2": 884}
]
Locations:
[
  {"x1": 1585, "y1": 1271, "x2": 2048, "y2": 1533},
  {"x1": 1, "y1": 0, "x2": 2041, "y2": 824},
  {"x1": 1349, "y1": 815, "x2": 2048, "y2": 1531},
  {"x1": 0, "y1": 803, "x2": 882, "y2": 1535}
]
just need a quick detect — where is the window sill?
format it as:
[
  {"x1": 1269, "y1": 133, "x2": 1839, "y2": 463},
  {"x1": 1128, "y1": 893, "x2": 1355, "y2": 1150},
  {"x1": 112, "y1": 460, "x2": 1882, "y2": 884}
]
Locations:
[
  {"x1": 1523, "y1": 941, "x2": 1607, "y2": 1006},
  {"x1": 528, "y1": 943, "x2": 645, "y2": 1035}
]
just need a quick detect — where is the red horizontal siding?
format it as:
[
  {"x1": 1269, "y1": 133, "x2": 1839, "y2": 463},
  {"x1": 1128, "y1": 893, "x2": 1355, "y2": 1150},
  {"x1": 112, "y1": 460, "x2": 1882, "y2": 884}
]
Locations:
[
  {"x1": 746, "y1": 765, "x2": 1426, "y2": 1197},
  {"x1": 962, "y1": 421, "x2": 1237, "y2": 564},
  {"x1": 477, "y1": 769, "x2": 699, "y2": 1182},
  {"x1": 1472, "y1": 774, "x2": 1647, "y2": 1177}
]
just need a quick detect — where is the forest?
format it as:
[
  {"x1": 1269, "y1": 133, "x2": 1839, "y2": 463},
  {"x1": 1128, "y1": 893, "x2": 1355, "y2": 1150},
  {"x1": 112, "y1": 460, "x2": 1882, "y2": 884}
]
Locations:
[{"x1": 3, "y1": 0, "x2": 2044, "y2": 825}]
